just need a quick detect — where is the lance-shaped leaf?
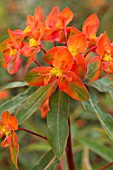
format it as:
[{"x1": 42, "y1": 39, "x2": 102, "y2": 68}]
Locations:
[
  {"x1": 47, "y1": 89, "x2": 69, "y2": 158},
  {"x1": 0, "y1": 81, "x2": 28, "y2": 92},
  {"x1": 80, "y1": 137, "x2": 113, "y2": 162},
  {"x1": 0, "y1": 86, "x2": 38, "y2": 115},
  {"x1": 16, "y1": 82, "x2": 57, "y2": 125},
  {"x1": 82, "y1": 90, "x2": 113, "y2": 140},
  {"x1": 87, "y1": 56, "x2": 102, "y2": 81},
  {"x1": 31, "y1": 150, "x2": 59, "y2": 170},
  {"x1": 88, "y1": 77, "x2": 113, "y2": 100}
]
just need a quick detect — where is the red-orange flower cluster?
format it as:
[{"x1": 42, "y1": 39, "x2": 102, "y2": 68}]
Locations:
[
  {"x1": 1, "y1": 5, "x2": 113, "y2": 168},
  {"x1": 0, "y1": 6, "x2": 113, "y2": 104}
]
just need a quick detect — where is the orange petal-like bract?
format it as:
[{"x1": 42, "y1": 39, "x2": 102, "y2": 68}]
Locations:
[
  {"x1": 60, "y1": 7, "x2": 74, "y2": 26},
  {"x1": 58, "y1": 71, "x2": 89, "y2": 101},
  {"x1": 42, "y1": 46, "x2": 64, "y2": 64},
  {"x1": 25, "y1": 67, "x2": 56, "y2": 86},
  {"x1": 40, "y1": 99, "x2": 50, "y2": 118},
  {"x1": 82, "y1": 13, "x2": 100, "y2": 39},
  {"x1": 97, "y1": 32, "x2": 111, "y2": 57},
  {"x1": 71, "y1": 54, "x2": 87, "y2": 79},
  {"x1": 52, "y1": 47, "x2": 74, "y2": 71},
  {"x1": 67, "y1": 33, "x2": 87, "y2": 56}
]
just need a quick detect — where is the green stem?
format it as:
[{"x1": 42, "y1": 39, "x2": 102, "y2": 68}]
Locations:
[
  {"x1": 66, "y1": 117, "x2": 75, "y2": 170},
  {"x1": 18, "y1": 128, "x2": 48, "y2": 140}
]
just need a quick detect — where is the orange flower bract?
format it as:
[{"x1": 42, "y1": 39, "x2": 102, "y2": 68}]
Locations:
[
  {"x1": 0, "y1": 111, "x2": 19, "y2": 169},
  {"x1": 25, "y1": 47, "x2": 89, "y2": 101}
]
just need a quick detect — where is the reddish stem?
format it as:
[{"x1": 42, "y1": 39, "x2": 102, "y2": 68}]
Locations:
[
  {"x1": 59, "y1": 159, "x2": 64, "y2": 170},
  {"x1": 34, "y1": 60, "x2": 41, "y2": 67},
  {"x1": 54, "y1": 41, "x2": 56, "y2": 47},
  {"x1": 84, "y1": 46, "x2": 97, "y2": 58},
  {"x1": 18, "y1": 128, "x2": 48, "y2": 140},
  {"x1": 40, "y1": 45, "x2": 47, "y2": 54},
  {"x1": 64, "y1": 28, "x2": 67, "y2": 46},
  {"x1": 99, "y1": 162, "x2": 113, "y2": 170},
  {"x1": 66, "y1": 117, "x2": 75, "y2": 170}
]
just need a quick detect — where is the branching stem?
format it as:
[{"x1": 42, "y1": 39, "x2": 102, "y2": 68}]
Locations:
[
  {"x1": 99, "y1": 162, "x2": 113, "y2": 170},
  {"x1": 18, "y1": 128, "x2": 48, "y2": 140},
  {"x1": 34, "y1": 59, "x2": 41, "y2": 67},
  {"x1": 40, "y1": 45, "x2": 47, "y2": 54},
  {"x1": 84, "y1": 46, "x2": 97, "y2": 58}
]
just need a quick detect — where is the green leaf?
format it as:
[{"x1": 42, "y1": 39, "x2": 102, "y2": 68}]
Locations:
[
  {"x1": 47, "y1": 88, "x2": 69, "y2": 158},
  {"x1": 0, "y1": 86, "x2": 37, "y2": 115},
  {"x1": 82, "y1": 147, "x2": 92, "y2": 170},
  {"x1": 31, "y1": 150, "x2": 59, "y2": 170},
  {"x1": 80, "y1": 137, "x2": 113, "y2": 162},
  {"x1": 82, "y1": 90, "x2": 113, "y2": 140},
  {"x1": 88, "y1": 77, "x2": 113, "y2": 100},
  {"x1": 16, "y1": 82, "x2": 57, "y2": 125},
  {"x1": 0, "y1": 81, "x2": 28, "y2": 92},
  {"x1": 23, "y1": 143, "x2": 50, "y2": 152}
]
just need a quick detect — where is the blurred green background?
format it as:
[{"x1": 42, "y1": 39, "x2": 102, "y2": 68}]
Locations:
[{"x1": 1, "y1": 0, "x2": 113, "y2": 169}]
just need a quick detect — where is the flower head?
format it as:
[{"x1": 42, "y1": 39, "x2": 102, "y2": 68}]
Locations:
[
  {"x1": 0, "y1": 111, "x2": 19, "y2": 169},
  {"x1": 97, "y1": 32, "x2": 113, "y2": 73},
  {"x1": 25, "y1": 47, "x2": 89, "y2": 101}
]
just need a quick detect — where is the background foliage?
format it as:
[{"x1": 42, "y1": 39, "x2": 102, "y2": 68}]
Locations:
[{"x1": 1, "y1": 0, "x2": 113, "y2": 169}]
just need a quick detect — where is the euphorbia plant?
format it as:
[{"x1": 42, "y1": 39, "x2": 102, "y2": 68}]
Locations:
[{"x1": 1, "y1": 6, "x2": 113, "y2": 170}]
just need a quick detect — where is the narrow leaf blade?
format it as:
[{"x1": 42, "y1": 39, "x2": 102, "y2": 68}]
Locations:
[
  {"x1": 82, "y1": 90, "x2": 113, "y2": 140},
  {"x1": 47, "y1": 89, "x2": 69, "y2": 158},
  {"x1": 16, "y1": 82, "x2": 57, "y2": 125},
  {"x1": 31, "y1": 150, "x2": 59, "y2": 170},
  {"x1": 0, "y1": 86, "x2": 37, "y2": 115},
  {"x1": 0, "y1": 81, "x2": 28, "y2": 92},
  {"x1": 88, "y1": 77, "x2": 113, "y2": 100},
  {"x1": 80, "y1": 137, "x2": 113, "y2": 162}
]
